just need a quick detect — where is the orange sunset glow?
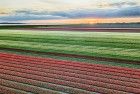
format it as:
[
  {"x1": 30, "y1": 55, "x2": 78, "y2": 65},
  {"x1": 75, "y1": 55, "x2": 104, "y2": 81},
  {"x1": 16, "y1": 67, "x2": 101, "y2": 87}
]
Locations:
[{"x1": 25, "y1": 17, "x2": 140, "y2": 25}]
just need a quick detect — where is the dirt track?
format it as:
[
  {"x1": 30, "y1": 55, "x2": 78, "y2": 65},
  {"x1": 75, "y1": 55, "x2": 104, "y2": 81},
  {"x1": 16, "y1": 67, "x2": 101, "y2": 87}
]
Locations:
[
  {"x1": 0, "y1": 52, "x2": 140, "y2": 93},
  {"x1": 0, "y1": 47, "x2": 140, "y2": 65}
]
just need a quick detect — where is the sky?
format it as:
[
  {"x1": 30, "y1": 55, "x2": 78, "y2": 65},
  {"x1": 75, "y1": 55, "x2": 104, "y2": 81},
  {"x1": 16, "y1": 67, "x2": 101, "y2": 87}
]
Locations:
[{"x1": 0, "y1": 0, "x2": 140, "y2": 24}]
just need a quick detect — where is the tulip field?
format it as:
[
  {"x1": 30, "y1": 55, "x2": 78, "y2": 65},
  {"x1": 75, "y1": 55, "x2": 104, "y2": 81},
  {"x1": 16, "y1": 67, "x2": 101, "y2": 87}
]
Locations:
[
  {"x1": 0, "y1": 52, "x2": 140, "y2": 93},
  {"x1": 0, "y1": 29, "x2": 140, "y2": 93}
]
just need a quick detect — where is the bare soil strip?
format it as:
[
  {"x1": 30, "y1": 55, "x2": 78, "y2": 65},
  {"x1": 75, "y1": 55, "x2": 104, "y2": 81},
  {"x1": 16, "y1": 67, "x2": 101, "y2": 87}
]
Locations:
[
  {"x1": 0, "y1": 47, "x2": 139, "y2": 65},
  {"x1": 0, "y1": 52, "x2": 140, "y2": 93}
]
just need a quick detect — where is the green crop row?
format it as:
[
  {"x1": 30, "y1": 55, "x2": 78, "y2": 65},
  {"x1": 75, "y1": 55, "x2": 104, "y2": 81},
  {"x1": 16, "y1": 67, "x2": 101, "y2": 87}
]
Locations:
[{"x1": 0, "y1": 30, "x2": 140, "y2": 61}]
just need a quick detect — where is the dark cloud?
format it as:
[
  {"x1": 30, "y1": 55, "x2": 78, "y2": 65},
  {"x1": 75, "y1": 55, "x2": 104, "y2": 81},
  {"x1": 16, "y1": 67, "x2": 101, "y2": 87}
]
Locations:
[
  {"x1": 117, "y1": 6, "x2": 140, "y2": 17},
  {"x1": 98, "y1": 1, "x2": 138, "y2": 8},
  {"x1": 0, "y1": 12, "x2": 7, "y2": 14},
  {"x1": 109, "y1": 2, "x2": 137, "y2": 7},
  {"x1": 0, "y1": 6, "x2": 140, "y2": 22},
  {"x1": 0, "y1": 13, "x2": 67, "y2": 21},
  {"x1": 50, "y1": 6, "x2": 140, "y2": 18},
  {"x1": 14, "y1": 10, "x2": 49, "y2": 15}
]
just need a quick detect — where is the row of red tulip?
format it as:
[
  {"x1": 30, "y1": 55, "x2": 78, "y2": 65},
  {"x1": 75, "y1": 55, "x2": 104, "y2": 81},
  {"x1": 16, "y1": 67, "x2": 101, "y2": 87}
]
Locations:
[
  {"x1": 1, "y1": 55, "x2": 140, "y2": 80},
  {"x1": 0, "y1": 72, "x2": 92, "y2": 94},
  {"x1": 0, "y1": 67, "x2": 125, "y2": 93},
  {"x1": 0, "y1": 63, "x2": 140, "y2": 93},
  {"x1": 1, "y1": 57, "x2": 140, "y2": 85},
  {"x1": 0, "y1": 75, "x2": 60, "y2": 94},
  {"x1": 1, "y1": 59, "x2": 140, "y2": 88},
  {"x1": 0, "y1": 53, "x2": 140, "y2": 93},
  {"x1": 1, "y1": 52, "x2": 140, "y2": 73}
]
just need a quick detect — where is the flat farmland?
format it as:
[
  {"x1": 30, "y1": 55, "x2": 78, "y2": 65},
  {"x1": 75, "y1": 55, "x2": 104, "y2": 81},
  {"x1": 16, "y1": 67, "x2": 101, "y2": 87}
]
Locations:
[
  {"x1": 0, "y1": 30, "x2": 140, "y2": 62},
  {"x1": 0, "y1": 52, "x2": 140, "y2": 93},
  {"x1": 0, "y1": 29, "x2": 140, "y2": 93}
]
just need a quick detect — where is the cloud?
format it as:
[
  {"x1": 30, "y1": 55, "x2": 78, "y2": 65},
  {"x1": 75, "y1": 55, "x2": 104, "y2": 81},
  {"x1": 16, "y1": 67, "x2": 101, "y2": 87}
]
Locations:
[
  {"x1": 50, "y1": 6, "x2": 140, "y2": 18},
  {"x1": 0, "y1": 6, "x2": 140, "y2": 22},
  {"x1": 0, "y1": 12, "x2": 8, "y2": 15},
  {"x1": 0, "y1": 7, "x2": 11, "y2": 16},
  {"x1": 98, "y1": 1, "x2": 138, "y2": 8},
  {"x1": 0, "y1": 13, "x2": 68, "y2": 21},
  {"x1": 109, "y1": 2, "x2": 137, "y2": 7},
  {"x1": 117, "y1": 6, "x2": 140, "y2": 17}
]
